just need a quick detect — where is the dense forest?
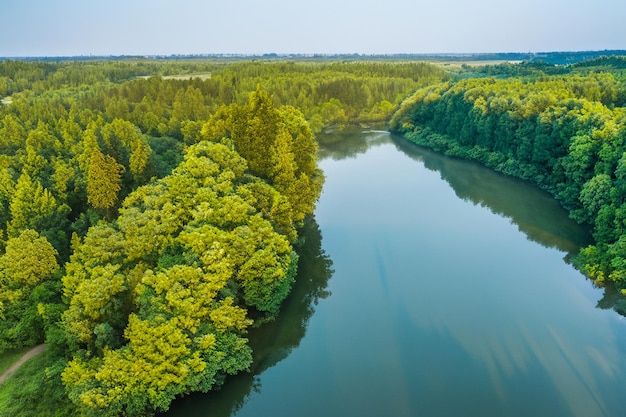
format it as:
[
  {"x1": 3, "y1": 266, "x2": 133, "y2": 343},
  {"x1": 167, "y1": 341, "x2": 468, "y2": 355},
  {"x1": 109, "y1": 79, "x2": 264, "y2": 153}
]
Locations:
[
  {"x1": 389, "y1": 57, "x2": 626, "y2": 292},
  {"x1": 5, "y1": 54, "x2": 626, "y2": 416},
  {"x1": 0, "y1": 58, "x2": 447, "y2": 416}
]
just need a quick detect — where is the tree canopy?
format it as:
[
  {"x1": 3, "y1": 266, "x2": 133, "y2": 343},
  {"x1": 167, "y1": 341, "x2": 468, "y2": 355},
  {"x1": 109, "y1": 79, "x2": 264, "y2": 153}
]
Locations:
[
  {"x1": 61, "y1": 118, "x2": 311, "y2": 415},
  {"x1": 0, "y1": 56, "x2": 454, "y2": 415},
  {"x1": 390, "y1": 59, "x2": 626, "y2": 290}
]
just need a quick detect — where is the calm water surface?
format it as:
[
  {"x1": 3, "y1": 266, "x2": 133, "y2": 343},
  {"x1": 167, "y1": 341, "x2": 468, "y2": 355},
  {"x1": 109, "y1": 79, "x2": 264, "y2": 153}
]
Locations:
[{"x1": 167, "y1": 129, "x2": 626, "y2": 417}]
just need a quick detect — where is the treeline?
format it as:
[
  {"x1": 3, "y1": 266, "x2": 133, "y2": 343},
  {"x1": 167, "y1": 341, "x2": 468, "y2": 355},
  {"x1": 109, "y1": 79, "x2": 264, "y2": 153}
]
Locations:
[
  {"x1": 389, "y1": 58, "x2": 626, "y2": 287},
  {"x1": 1, "y1": 59, "x2": 448, "y2": 133},
  {"x1": 0, "y1": 58, "x2": 446, "y2": 416},
  {"x1": 0, "y1": 60, "x2": 160, "y2": 96},
  {"x1": 463, "y1": 57, "x2": 626, "y2": 79},
  {"x1": 91, "y1": 60, "x2": 448, "y2": 135}
]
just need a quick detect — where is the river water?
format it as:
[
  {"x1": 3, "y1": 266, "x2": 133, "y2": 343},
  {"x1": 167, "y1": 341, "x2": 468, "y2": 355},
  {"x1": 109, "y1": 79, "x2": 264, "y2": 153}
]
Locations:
[{"x1": 167, "y1": 129, "x2": 626, "y2": 417}]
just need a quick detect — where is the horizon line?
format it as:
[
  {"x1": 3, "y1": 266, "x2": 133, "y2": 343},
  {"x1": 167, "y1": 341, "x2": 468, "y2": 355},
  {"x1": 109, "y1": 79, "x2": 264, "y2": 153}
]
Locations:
[{"x1": 2, "y1": 49, "x2": 626, "y2": 60}]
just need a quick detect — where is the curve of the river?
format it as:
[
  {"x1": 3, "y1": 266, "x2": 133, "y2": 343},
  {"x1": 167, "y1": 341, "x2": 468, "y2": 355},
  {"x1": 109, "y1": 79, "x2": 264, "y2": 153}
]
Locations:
[{"x1": 167, "y1": 129, "x2": 626, "y2": 417}]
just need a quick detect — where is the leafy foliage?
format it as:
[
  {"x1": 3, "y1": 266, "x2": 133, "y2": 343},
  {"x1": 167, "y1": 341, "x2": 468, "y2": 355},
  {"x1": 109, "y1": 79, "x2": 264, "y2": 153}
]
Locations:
[
  {"x1": 61, "y1": 140, "x2": 305, "y2": 414},
  {"x1": 200, "y1": 88, "x2": 324, "y2": 229},
  {"x1": 0, "y1": 57, "x2": 446, "y2": 415},
  {"x1": 0, "y1": 230, "x2": 59, "y2": 351},
  {"x1": 389, "y1": 67, "x2": 626, "y2": 288}
]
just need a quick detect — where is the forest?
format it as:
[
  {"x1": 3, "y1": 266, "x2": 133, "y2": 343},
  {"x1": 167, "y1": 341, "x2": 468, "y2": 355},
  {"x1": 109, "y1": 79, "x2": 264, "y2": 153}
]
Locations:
[
  {"x1": 389, "y1": 57, "x2": 626, "y2": 291},
  {"x1": 0, "y1": 58, "x2": 448, "y2": 416},
  {"x1": 4, "y1": 54, "x2": 626, "y2": 416}
]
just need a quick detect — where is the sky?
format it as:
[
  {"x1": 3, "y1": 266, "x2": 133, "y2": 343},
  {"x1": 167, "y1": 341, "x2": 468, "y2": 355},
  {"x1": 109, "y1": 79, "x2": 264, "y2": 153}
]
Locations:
[{"x1": 1, "y1": 0, "x2": 625, "y2": 57}]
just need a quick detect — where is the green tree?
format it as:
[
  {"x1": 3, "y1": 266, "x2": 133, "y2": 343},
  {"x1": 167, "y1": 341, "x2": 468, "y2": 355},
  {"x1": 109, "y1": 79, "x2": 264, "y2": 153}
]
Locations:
[
  {"x1": 8, "y1": 172, "x2": 70, "y2": 251},
  {"x1": 62, "y1": 140, "x2": 308, "y2": 415},
  {"x1": 0, "y1": 229, "x2": 59, "y2": 351},
  {"x1": 86, "y1": 147, "x2": 125, "y2": 212},
  {"x1": 200, "y1": 88, "x2": 323, "y2": 230}
]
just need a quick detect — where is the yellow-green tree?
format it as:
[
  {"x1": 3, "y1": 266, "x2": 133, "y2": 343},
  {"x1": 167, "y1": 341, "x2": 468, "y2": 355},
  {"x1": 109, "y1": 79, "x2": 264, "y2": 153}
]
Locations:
[
  {"x1": 0, "y1": 229, "x2": 58, "y2": 351},
  {"x1": 62, "y1": 141, "x2": 304, "y2": 415},
  {"x1": 200, "y1": 87, "x2": 323, "y2": 231},
  {"x1": 8, "y1": 172, "x2": 70, "y2": 252},
  {"x1": 86, "y1": 147, "x2": 125, "y2": 211}
]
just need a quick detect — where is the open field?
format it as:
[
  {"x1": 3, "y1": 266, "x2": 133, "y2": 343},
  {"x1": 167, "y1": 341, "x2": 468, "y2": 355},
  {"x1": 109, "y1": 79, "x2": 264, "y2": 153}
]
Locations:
[
  {"x1": 137, "y1": 73, "x2": 212, "y2": 80},
  {"x1": 433, "y1": 59, "x2": 523, "y2": 67}
]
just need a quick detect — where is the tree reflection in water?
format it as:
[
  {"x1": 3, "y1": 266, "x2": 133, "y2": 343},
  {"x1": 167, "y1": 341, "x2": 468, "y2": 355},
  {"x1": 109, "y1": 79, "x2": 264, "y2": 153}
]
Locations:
[
  {"x1": 391, "y1": 133, "x2": 626, "y2": 318},
  {"x1": 164, "y1": 216, "x2": 333, "y2": 417}
]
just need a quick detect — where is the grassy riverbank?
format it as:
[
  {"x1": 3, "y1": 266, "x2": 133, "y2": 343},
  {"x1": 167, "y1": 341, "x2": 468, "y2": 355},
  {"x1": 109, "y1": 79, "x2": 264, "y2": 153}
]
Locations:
[
  {"x1": 0, "y1": 351, "x2": 76, "y2": 417},
  {"x1": 0, "y1": 347, "x2": 31, "y2": 376}
]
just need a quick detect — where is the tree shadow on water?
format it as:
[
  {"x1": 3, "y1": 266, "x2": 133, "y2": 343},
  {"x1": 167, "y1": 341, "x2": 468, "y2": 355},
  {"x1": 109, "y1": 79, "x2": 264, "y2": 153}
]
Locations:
[
  {"x1": 162, "y1": 216, "x2": 334, "y2": 417},
  {"x1": 391, "y1": 134, "x2": 592, "y2": 253},
  {"x1": 391, "y1": 133, "x2": 626, "y2": 318},
  {"x1": 317, "y1": 126, "x2": 391, "y2": 161}
]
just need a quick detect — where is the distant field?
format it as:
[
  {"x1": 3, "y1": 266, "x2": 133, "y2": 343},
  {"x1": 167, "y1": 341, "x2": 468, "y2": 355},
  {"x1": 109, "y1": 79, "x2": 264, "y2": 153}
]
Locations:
[
  {"x1": 434, "y1": 60, "x2": 523, "y2": 67},
  {"x1": 138, "y1": 73, "x2": 212, "y2": 80}
]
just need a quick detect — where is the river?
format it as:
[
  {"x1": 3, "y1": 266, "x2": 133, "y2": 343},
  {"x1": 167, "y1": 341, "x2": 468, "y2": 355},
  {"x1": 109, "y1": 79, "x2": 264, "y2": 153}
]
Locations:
[{"x1": 166, "y1": 128, "x2": 626, "y2": 417}]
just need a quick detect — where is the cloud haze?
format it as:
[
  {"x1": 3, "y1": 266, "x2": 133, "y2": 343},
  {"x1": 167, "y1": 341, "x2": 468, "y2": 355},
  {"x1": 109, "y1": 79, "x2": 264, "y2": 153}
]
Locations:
[{"x1": 1, "y1": 0, "x2": 625, "y2": 56}]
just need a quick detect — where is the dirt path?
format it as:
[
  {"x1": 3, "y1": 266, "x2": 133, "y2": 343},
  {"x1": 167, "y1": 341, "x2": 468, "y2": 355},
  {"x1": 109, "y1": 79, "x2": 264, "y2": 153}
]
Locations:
[{"x1": 0, "y1": 344, "x2": 46, "y2": 385}]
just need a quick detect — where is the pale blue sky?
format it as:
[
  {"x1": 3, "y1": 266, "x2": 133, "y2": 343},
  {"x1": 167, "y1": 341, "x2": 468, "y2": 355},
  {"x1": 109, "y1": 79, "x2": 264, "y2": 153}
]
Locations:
[{"x1": 1, "y1": 0, "x2": 625, "y2": 56}]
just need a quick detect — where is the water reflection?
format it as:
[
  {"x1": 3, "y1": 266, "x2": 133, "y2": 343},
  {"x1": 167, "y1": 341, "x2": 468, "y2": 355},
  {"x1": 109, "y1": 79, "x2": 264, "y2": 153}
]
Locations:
[
  {"x1": 319, "y1": 128, "x2": 591, "y2": 254},
  {"x1": 320, "y1": 129, "x2": 626, "y2": 319},
  {"x1": 163, "y1": 216, "x2": 333, "y2": 416},
  {"x1": 390, "y1": 134, "x2": 592, "y2": 254},
  {"x1": 317, "y1": 126, "x2": 391, "y2": 160},
  {"x1": 314, "y1": 131, "x2": 626, "y2": 416},
  {"x1": 389, "y1": 133, "x2": 626, "y2": 320},
  {"x1": 596, "y1": 280, "x2": 626, "y2": 317},
  {"x1": 166, "y1": 128, "x2": 626, "y2": 417}
]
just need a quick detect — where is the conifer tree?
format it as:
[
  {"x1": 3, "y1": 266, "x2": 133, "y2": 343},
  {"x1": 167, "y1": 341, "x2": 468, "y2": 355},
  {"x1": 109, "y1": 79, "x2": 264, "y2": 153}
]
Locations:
[{"x1": 86, "y1": 147, "x2": 125, "y2": 212}]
